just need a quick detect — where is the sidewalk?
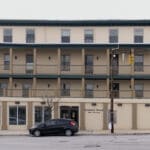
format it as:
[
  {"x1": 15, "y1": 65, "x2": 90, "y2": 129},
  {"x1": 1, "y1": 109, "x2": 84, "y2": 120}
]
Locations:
[{"x1": 1, "y1": 130, "x2": 150, "y2": 136}]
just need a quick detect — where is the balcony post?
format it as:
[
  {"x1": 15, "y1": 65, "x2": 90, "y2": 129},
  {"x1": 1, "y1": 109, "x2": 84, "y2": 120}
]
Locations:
[
  {"x1": 81, "y1": 78, "x2": 85, "y2": 97},
  {"x1": 107, "y1": 48, "x2": 110, "y2": 75},
  {"x1": 33, "y1": 77, "x2": 37, "y2": 97},
  {"x1": 82, "y1": 48, "x2": 85, "y2": 75},
  {"x1": 9, "y1": 77, "x2": 13, "y2": 97},
  {"x1": 9, "y1": 48, "x2": 13, "y2": 74},
  {"x1": 131, "y1": 78, "x2": 135, "y2": 98},
  {"x1": 33, "y1": 48, "x2": 37, "y2": 74},
  {"x1": 57, "y1": 77, "x2": 61, "y2": 97},
  {"x1": 57, "y1": 48, "x2": 61, "y2": 75},
  {"x1": 131, "y1": 48, "x2": 134, "y2": 76}
]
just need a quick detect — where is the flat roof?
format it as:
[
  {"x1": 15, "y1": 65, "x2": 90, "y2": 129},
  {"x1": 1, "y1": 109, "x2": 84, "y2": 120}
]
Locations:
[{"x1": 1, "y1": 20, "x2": 150, "y2": 26}]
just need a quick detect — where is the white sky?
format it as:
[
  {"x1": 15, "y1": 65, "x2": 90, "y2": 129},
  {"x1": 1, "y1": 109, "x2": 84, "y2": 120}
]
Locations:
[{"x1": 0, "y1": 0, "x2": 150, "y2": 20}]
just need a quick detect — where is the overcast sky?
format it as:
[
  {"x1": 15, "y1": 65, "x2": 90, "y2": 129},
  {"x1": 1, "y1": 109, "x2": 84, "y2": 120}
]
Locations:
[{"x1": 0, "y1": 0, "x2": 150, "y2": 20}]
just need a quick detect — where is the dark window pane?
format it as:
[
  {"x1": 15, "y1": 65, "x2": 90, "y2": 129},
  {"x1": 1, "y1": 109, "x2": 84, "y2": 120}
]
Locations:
[
  {"x1": 134, "y1": 36, "x2": 143, "y2": 43},
  {"x1": 44, "y1": 107, "x2": 51, "y2": 122},
  {"x1": 109, "y1": 29, "x2": 118, "y2": 43},
  {"x1": 26, "y1": 29, "x2": 35, "y2": 43},
  {"x1": 61, "y1": 55, "x2": 70, "y2": 71},
  {"x1": 35, "y1": 107, "x2": 42, "y2": 124},
  {"x1": 9, "y1": 106, "x2": 17, "y2": 125},
  {"x1": 61, "y1": 29, "x2": 70, "y2": 43},
  {"x1": 3, "y1": 29, "x2": 12, "y2": 43},
  {"x1": 84, "y1": 30, "x2": 93, "y2": 43},
  {"x1": 18, "y1": 106, "x2": 26, "y2": 125}
]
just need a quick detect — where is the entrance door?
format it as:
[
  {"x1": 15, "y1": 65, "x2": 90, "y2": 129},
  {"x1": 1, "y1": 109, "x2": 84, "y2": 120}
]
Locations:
[
  {"x1": 110, "y1": 54, "x2": 119, "y2": 75},
  {"x1": 85, "y1": 55, "x2": 93, "y2": 74},
  {"x1": 60, "y1": 106, "x2": 79, "y2": 124}
]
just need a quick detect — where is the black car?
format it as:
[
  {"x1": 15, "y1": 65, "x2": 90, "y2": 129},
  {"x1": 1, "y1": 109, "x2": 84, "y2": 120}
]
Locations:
[{"x1": 29, "y1": 118, "x2": 78, "y2": 137}]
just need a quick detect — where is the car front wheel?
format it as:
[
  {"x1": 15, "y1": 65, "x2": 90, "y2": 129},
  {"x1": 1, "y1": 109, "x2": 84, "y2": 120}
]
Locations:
[
  {"x1": 65, "y1": 129, "x2": 72, "y2": 136},
  {"x1": 33, "y1": 130, "x2": 41, "y2": 137}
]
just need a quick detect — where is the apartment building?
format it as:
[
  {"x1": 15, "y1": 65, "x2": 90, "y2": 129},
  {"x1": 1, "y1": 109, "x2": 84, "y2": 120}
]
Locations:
[{"x1": 0, "y1": 20, "x2": 150, "y2": 131}]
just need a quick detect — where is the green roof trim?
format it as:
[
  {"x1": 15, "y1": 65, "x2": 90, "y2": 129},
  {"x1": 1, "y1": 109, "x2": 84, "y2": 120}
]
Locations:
[
  {"x1": 1, "y1": 20, "x2": 150, "y2": 26},
  {"x1": 1, "y1": 43, "x2": 150, "y2": 48}
]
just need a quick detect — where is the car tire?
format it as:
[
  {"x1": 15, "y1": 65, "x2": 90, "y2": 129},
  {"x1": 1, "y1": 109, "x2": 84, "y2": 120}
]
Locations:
[
  {"x1": 33, "y1": 130, "x2": 41, "y2": 137},
  {"x1": 65, "y1": 129, "x2": 72, "y2": 136}
]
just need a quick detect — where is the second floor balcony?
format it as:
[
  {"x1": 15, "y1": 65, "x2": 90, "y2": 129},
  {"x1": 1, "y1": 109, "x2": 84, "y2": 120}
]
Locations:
[{"x1": 0, "y1": 88, "x2": 149, "y2": 99}]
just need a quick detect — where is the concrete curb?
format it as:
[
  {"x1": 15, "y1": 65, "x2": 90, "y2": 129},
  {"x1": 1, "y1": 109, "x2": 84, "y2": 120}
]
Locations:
[{"x1": 1, "y1": 130, "x2": 150, "y2": 136}]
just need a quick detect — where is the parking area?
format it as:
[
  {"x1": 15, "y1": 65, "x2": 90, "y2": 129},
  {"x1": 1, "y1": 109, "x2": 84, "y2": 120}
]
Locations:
[{"x1": 0, "y1": 134, "x2": 150, "y2": 150}]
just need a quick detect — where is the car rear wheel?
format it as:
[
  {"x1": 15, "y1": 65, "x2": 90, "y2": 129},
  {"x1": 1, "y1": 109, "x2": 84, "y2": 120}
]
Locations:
[
  {"x1": 34, "y1": 130, "x2": 41, "y2": 137},
  {"x1": 65, "y1": 129, "x2": 72, "y2": 136}
]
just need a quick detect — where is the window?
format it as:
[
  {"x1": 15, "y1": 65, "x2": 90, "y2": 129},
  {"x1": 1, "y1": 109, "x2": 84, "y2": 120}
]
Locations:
[
  {"x1": 0, "y1": 83, "x2": 7, "y2": 96},
  {"x1": 26, "y1": 29, "x2": 35, "y2": 43},
  {"x1": 135, "y1": 83, "x2": 143, "y2": 98},
  {"x1": 61, "y1": 29, "x2": 70, "y2": 43},
  {"x1": 109, "y1": 29, "x2": 118, "y2": 43},
  {"x1": 84, "y1": 29, "x2": 93, "y2": 43},
  {"x1": 9, "y1": 106, "x2": 26, "y2": 125},
  {"x1": 61, "y1": 55, "x2": 70, "y2": 71},
  {"x1": 22, "y1": 84, "x2": 31, "y2": 97},
  {"x1": 85, "y1": 55, "x2": 93, "y2": 74},
  {"x1": 35, "y1": 106, "x2": 51, "y2": 124},
  {"x1": 3, "y1": 29, "x2": 12, "y2": 43},
  {"x1": 4, "y1": 54, "x2": 10, "y2": 70},
  {"x1": 85, "y1": 83, "x2": 93, "y2": 97},
  {"x1": 134, "y1": 54, "x2": 144, "y2": 72},
  {"x1": 134, "y1": 28, "x2": 143, "y2": 43},
  {"x1": 26, "y1": 54, "x2": 33, "y2": 74},
  {"x1": 61, "y1": 83, "x2": 70, "y2": 96}
]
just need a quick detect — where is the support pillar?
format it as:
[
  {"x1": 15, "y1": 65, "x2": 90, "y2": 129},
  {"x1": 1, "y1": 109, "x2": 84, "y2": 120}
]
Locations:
[
  {"x1": 2, "y1": 101, "x2": 7, "y2": 130},
  {"x1": 80, "y1": 102, "x2": 85, "y2": 130},
  {"x1": 27, "y1": 102, "x2": 33, "y2": 129},
  {"x1": 103, "y1": 103, "x2": 108, "y2": 130},
  {"x1": 132, "y1": 103, "x2": 137, "y2": 130}
]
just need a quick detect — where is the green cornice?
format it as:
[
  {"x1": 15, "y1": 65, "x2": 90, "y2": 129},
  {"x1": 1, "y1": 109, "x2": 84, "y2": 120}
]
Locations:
[{"x1": 1, "y1": 20, "x2": 150, "y2": 26}]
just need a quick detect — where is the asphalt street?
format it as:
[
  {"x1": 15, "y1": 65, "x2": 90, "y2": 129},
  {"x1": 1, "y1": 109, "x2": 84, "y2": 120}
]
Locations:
[{"x1": 0, "y1": 134, "x2": 150, "y2": 150}]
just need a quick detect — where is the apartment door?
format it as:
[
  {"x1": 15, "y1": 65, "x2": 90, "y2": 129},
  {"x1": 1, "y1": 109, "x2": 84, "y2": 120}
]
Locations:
[
  {"x1": 26, "y1": 54, "x2": 33, "y2": 74},
  {"x1": 110, "y1": 54, "x2": 119, "y2": 75},
  {"x1": 60, "y1": 106, "x2": 79, "y2": 124},
  {"x1": 22, "y1": 84, "x2": 31, "y2": 97},
  {"x1": 85, "y1": 55, "x2": 93, "y2": 74},
  {"x1": 113, "y1": 83, "x2": 119, "y2": 98}
]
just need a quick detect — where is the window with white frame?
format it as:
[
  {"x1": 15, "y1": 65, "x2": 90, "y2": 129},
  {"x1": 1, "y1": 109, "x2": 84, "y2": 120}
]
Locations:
[
  {"x1": 34, "y1": 106, "x2": 51, "y2": 124},
  {"x1": 84, "y1": 29, "x2": 94, "y2": 43},
  {"x1": 9, "y1": 106, "x2": 26, "y2": 125},
  {"x1": 134, "y1": 54, "x2": 144, "y2": 72},
  {"x1": 134, "y1": 28, "x2": 143, "y2": 43},
  {"x1": 3, "y1": 29, "x2": 12, "y2": 43},
  {"x1": 26, "y1": 29, "x2": 35, "y2": 43},
  {"x1": 135, "y1": 83, "x2": 144, "y2": 98},
  {"x1": 109, "y1": 29, "x2": 118, "y2": 43},
  {"x1": 61, "y1": 29, "x2": 70, "y2": 43}
]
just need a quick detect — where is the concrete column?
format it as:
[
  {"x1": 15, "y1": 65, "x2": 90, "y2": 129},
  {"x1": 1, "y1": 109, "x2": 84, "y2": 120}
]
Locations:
[
  {"x1": 54, "y1": 102, "x2": 59, "y2": 119},
  {"x1": 9, "y1": 77, "x2": 13, "y2": 96},
  {"x1": 57, "y1": 77, "x2": 61, "y2": 97},
  {"x1": 27, "y1": 102, "x2": 33, "y2": 129},
  {"x1": 33, "y1": 77, "x2": 37, "y2": 97},
  {"x1": 80, "y1": 102, "x2": 85, "y2": 130},
  {"x1": 106, "y1": 78, "x2": 110, "y2": 98},
  {"x1": 131, "y1": 78, "x2": 135, "y2": 98},
  {"x1": 103, "y1": 103, "x2": 108, "y2": 130},
  {"x1": 106, "y1": 49, "x2": 110, "y2": 75},
  {"x1": 2, "y1": 101, "x2": 7, "y2": 130},
  {"x1": 131, "y1": 48, "x2": 134, "y2": 76},
  {"x1": 33, "y1": 48, "x2": 37, "y2": 74},
  {"x1": 82, "y1": 48, "x2": 85, "y2": 75},
  {"x1": 57, "y1": 48, "x2": 61, "y2": 75},
  {"x1": 9, "y1": 48, "x2": 13, "y2": 74},
  {"x1": 81, "y1": 78, "x2": 85, "y2": 97},
  {"x1": 132, "y1": 103, "x2": 137, "y2": 130}
]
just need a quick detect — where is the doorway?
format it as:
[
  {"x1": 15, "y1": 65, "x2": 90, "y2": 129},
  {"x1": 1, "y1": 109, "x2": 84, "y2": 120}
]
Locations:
[
  {"x1": 60, "y1": 106, "x2": 79, "y2": 124},
  {"x1": 110, "y1": 54, "x2": 119, "y2": 75}
]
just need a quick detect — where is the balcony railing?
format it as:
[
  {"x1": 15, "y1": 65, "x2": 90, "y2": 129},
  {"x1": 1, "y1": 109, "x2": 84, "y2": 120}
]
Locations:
[{"x1": 0, "y1": 88, "x2": 149, "y2": 98}]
